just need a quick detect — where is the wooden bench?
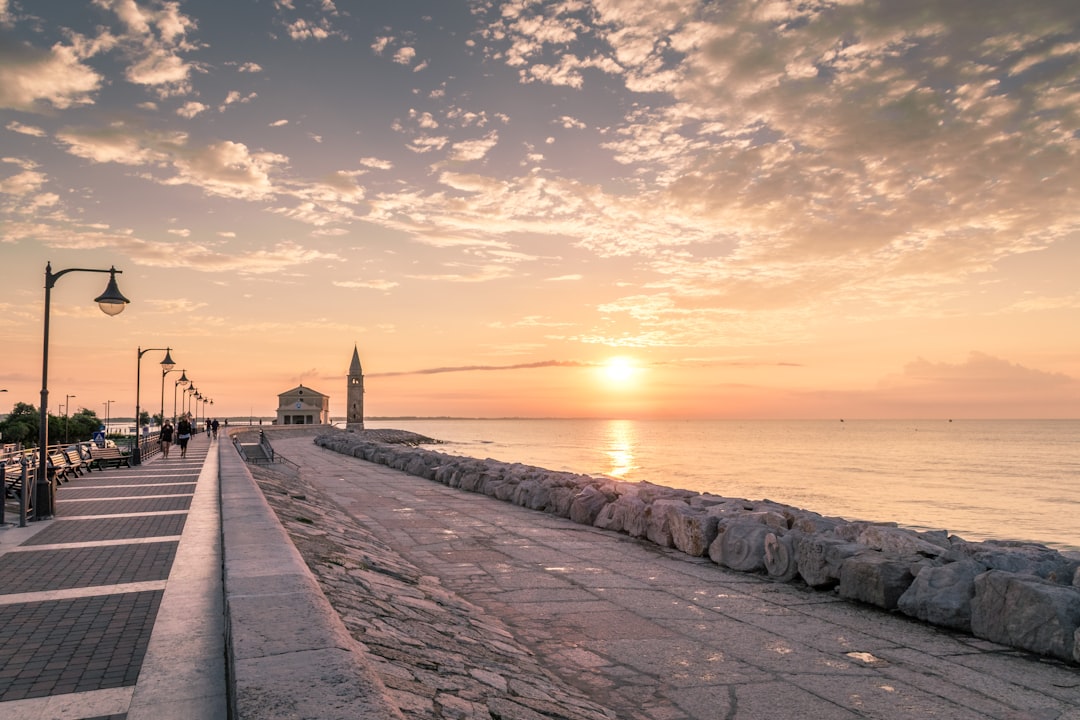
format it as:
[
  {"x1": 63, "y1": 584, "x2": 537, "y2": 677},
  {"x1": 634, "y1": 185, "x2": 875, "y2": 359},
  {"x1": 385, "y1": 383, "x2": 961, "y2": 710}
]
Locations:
[
  {"x1": 64, "y1": 447, "x2": 90, "y2": 476},
  {"x1": 48, "y1": 451, "x2": 73, "y2": 483},
  {"x1": 2, "y1": 457, "x2": 34, "y2": 523},
  {"x1": 89, "y1": 446, "x2": 132, "y2": 469}
]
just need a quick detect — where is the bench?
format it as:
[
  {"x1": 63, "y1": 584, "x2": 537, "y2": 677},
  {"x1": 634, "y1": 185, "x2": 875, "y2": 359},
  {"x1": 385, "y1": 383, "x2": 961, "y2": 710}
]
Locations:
[
  {"x1": 89, "y1": 446, "x2": 132, "y2": 469},
  {"x1": 64, "y1": 447, "x2": 90, "y2": 476},
  {"x1": 2, "y1": 457, "x2": 34, "y2": 523},
  {"x1": 48, "y1": 451, "x2": 73, "y2": 483}
]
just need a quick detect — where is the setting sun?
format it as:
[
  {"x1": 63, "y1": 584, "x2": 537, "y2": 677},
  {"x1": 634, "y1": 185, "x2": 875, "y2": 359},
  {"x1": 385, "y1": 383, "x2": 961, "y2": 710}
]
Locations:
[{"x1": 603, "y1": 357, "x2": 636, "y2": 384}]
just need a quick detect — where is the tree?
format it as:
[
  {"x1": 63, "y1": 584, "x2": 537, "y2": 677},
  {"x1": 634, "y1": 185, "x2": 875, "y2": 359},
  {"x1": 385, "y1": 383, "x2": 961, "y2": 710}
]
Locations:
[
  {"x1": 0, "y1": 402, "x2": 38, "y2": 446},
  {"x1": 139, "y1": 410, "x2": 151, "y2": 427},
  {"x1": 68, "y1": 409, "x2": 102, "y2": 443}
]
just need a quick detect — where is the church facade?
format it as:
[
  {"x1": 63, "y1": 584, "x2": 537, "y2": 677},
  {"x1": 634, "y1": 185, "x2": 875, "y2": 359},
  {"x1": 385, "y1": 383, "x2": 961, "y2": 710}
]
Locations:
[
  {"x1": 274, "y1": 385, "x2": 330, "y2": 425},
  {"x1": 346, "y1": 345, "x2": 365, "y2": 431}
]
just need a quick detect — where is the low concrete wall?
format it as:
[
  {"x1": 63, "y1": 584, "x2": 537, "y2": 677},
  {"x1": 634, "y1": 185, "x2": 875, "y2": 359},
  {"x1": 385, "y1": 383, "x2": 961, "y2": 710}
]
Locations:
[{"x1": 218, "y1": 439, "x2": 404, "y2": 719}]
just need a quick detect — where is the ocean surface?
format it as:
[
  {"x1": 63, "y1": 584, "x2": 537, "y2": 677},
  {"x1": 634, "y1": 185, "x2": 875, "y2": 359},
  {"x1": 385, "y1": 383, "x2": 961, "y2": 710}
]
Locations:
[{"x1": 363, "y1": 418, "x2": 1080, "y2": 553}]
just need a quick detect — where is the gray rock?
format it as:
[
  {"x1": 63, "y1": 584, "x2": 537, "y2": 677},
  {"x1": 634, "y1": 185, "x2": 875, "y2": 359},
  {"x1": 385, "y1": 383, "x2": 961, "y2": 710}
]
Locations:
[
  {"x1": 569, "y1": 485, "x2": 611, "y2": 525},
  {"x1": 971, "y1": 570, "x2": 1080, "y2": 662},
  {"x1": 666, "y1": 505, "x2": 719, "y2": 557},
  {"x1": 709, "y1": 521, "x2": 769, "y2": 572},
  {"x1": 897, "y1": 560, "x2": 984, "y2": 632},
  {"x1": 763, "y1": 531, "x2": 800, "y2": 582},
  {"x1": 796, "y1": 536, "x2": 865, "y2": 589},
  {"x1": 949, "y1": 540, "x2": 1080, "y2": 584},
  {"x1": 594, "y1": 494, "x2": 647, "y2": 537},
  {"x1": 838, "y1": 552, "x2": 915, "y2": 610}
]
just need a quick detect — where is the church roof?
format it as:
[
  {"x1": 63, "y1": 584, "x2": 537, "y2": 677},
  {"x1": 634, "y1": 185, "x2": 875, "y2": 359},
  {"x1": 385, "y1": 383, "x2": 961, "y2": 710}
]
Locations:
[
  {"x1": 277, "y1": 384, "x2": 328, "y2": 399},
  {"x1": 349, "y1": 345, "x2": 363, "y2": 375}
]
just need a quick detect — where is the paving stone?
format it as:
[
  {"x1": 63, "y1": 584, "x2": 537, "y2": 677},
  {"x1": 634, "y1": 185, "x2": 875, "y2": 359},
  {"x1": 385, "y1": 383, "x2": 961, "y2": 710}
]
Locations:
[
  {"x1": 22, "y1": 515, "x2": 187, "y2": 546},
  {"x1": 0, "y1": 592, "x2": 162, "y2": 702}
]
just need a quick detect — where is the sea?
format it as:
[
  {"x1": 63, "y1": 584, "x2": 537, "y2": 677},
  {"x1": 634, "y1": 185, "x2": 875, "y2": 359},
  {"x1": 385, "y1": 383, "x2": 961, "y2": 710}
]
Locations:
[{"x1": 362, "y1": 418, "x2": 1080, "y2": 553}]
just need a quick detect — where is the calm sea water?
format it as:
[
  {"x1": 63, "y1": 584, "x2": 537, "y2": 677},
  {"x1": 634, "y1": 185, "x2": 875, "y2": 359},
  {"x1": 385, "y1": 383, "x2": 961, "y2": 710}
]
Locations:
[{"x1": 364, "y1": 418, "x2": 1080, "y2": 553}]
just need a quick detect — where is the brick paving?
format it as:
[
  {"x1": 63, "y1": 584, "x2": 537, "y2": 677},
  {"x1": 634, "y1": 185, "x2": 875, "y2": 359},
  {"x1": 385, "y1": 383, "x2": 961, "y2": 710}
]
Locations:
[
  {"x1": 0, "y1": 437, "x2": 217, "y2": 718},
  {"x1": 55, "y1": 496, "x2": 193, "y2": 517},
  {"x1": 22, "y1": 515, "x2": 186, "y2": 546}
]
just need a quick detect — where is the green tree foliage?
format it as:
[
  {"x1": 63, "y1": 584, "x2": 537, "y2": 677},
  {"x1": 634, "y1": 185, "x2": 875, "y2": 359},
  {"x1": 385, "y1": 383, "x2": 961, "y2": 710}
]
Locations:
[
  {"x1": 0, "y1": 403, "x2": 102, "y2": 447},
  {"x1": 0, "y1": 402, "x2": 38, "y2": 445}
]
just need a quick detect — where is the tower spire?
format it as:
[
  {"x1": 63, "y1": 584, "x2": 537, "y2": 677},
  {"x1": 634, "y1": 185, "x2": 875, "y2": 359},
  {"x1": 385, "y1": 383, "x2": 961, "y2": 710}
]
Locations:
[{"x1": 346, "y1": 344, "x2": 365, "y2": 431}]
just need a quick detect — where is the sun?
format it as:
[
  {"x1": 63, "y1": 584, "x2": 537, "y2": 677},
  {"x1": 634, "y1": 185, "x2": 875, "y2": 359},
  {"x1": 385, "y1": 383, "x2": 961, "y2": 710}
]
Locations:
[{"x1": 603, "y1": 356, "x2": 636, "y2": 383}]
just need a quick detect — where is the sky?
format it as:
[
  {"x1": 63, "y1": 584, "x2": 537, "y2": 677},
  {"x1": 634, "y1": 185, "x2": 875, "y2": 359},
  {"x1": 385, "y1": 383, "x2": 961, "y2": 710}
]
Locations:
[{"x1": 1, "y1": 0, "x2": 1078, "y2": 421}]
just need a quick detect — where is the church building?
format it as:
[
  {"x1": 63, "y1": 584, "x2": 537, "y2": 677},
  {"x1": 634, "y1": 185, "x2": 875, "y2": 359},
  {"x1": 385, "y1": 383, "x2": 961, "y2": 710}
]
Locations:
[
  {"x1": 346, "y1": 344, "x2": 365, "y2": 431},
  {"x1": 274, "y1": 385, "x2": 330, "y2": 425}
]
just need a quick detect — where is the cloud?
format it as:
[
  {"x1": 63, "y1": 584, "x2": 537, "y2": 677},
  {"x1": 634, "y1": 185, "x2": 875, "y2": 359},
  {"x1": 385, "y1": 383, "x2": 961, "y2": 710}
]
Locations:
[
  {"x1": 449, "y1": 131, "x2": 499, "y2": 162},
  {"x1": 333, "y1": 279, "x2": 399, "y2": 290},
  {"x1": 886, "y1": 352, "x2": 1073, "y2": 393},
  {"x1": 6, "y1": 121, "x2": 46, "y2": 137},
  {"x1": 369, "y1": 360, "x2": 591, "y2": 378},
  {"x1": 0, "y1": 37, "x2": 103, "y2": 110}
]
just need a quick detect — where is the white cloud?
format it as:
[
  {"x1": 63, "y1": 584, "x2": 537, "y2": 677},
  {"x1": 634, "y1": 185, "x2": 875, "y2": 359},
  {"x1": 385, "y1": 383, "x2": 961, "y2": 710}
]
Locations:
[{"x1": 0, "y1": 40, "x2": 102, "y2": 110}]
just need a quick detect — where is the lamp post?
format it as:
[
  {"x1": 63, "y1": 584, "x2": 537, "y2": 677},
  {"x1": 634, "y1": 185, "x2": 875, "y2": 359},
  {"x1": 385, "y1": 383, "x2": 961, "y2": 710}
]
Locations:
[
  {"x1": 38, "y1": 262, "x2": 129, "y2": 519},
  {"x1": 182, "y1": 385, "x2": 196, "y2": 420},
  {"x1": 193, "y1": 392, "x2": 202, "y2": 427},
  {"x1": 173, "y1": 371, "x2": 188, "y2": 424},
  {"x1": 104, "y1": 399, "x2": 114, "y2": 434},
  {"x1": 135, "y1": 346, "x2": 174, "y2": 464},
  {"x1": 63, "y1": 394, "x2": 76, "y2": 444},
  {"x1": 161, "y1": 366, "x2": 182, "y2": 430}
]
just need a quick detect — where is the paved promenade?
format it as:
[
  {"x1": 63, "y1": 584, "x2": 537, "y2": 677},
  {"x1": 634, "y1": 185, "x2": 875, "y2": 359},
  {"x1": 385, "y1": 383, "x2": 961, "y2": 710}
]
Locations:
[
  {"x1": 2, "y1": 429, "x2": 1080, "y2": 719},
  {"x1": 271, "y1": 434, "x2": 1080, "y2": 720},
  {"x1": 0, "y1": 435, "x2": 226, "y2": 720}
]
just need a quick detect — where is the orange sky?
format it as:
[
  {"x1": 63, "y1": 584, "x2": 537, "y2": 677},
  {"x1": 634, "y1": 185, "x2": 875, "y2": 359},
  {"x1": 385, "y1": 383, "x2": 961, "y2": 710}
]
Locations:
[{"x1": 1, "y1": 1, "x2": 1078, "y2": 420}]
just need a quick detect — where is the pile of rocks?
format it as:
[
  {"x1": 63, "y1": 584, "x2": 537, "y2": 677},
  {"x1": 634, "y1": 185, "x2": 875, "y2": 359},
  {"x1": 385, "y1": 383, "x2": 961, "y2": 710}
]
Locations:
[{"x1": 315, "y1": 431, "x2": 1080, "y2": 665}]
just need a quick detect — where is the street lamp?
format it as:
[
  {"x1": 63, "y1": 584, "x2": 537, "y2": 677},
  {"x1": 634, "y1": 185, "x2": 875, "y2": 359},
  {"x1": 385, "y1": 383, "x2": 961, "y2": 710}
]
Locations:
[
  {"x1": 135, "y1": 346, "x2": 173, "y2": 464},
  {"x1": 38, "y1": 262, "x2": 129, "y2": 518},
  {"x1": 173, "y1": 371, "x2": 188, "y2": 424},
  {"x1": 64, "y1": 394, "x2": 76, "y2": 444},
  {"x1": 184, "y1": 385, "x2": 197, "y2": 418},
  {"x1": 104, "y1": 399, "x2": 114, "y2": 433},
  {"x1": 161, "y1": 365, "x2": 183, "y2": 430}
]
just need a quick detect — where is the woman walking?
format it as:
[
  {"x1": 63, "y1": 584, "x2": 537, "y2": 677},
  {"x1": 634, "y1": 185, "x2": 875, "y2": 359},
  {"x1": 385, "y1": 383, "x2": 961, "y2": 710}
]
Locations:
[
  {"x1": 176, "y1": 415, "x2": 193, "y2": 459},
  {"x1": 160, "y1": 420, "x2": 174, "y2": 459}
]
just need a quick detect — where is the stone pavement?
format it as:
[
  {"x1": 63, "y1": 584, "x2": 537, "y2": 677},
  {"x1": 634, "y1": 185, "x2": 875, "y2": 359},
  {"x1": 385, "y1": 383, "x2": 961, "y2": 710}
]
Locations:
[
  {"x1": 0, "y1": 434, "x2": 226, "y2": 720},
  {"x1": 270, "y1": 434, "x2": 1080, "y2": 720}
]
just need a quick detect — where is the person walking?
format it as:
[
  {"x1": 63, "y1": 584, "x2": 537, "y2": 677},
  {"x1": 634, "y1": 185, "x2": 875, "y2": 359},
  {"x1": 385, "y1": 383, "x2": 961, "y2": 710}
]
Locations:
[
  {"x1": 211, "y1": 418, "x2": 220, "y2": 439},
  {"x1": 160, "y1": 420, "x2": 175, "y2": 459},
  {"x1": 176, "y1": 415, "x2": 193, "y2": 459}
]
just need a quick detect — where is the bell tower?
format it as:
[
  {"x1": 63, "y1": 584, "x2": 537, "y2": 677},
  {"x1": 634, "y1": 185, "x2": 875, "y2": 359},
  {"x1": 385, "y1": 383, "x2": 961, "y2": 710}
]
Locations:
[{"x1": 346, "y1": 345, "x2": 365, "y2": 431}]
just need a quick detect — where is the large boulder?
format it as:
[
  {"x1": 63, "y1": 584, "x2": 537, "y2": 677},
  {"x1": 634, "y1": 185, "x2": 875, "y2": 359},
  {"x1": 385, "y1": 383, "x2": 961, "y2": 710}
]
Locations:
[
  {"x1": 763, "y1": 531, "x2": 801, "y2": 582},
  {"x1": 838, "y1": 552, "x2": 915, "y2": 610},
  {"x1": 709, "y1": 521, "x2": 770, "y2": 572},
  {"x1": 594, "y1": 493, "x2": 648, "y2": 537},
  {"x1": 644, "y1": 498, "x2": 686, "y2": 548},
  {"x1": 667, "y1": 505, "x2": 719, "y2": 557},
  {"x1": 835, "y1": 522, "x2": 948, "y2": 558},
  {"x1": 949, "y1": 540, "x2": 1080, "y2": 584},
  {"x1": 796, "y1": 536, "x2": 865, "y2": 589},
  {"x1": 569, "y1": 485, "x2": 612, "y2": 525},
  {"x1": 970, "y1": 570, "x2": 1080, "y2": 662},
  {"x1": 897, "y1": 560, "x2": 984, "y2": 632}
]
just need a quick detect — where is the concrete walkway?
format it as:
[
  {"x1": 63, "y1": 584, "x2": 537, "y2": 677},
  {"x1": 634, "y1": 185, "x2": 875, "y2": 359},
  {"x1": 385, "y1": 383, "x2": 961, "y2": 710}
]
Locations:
[
  {"x1": 272, "y1": 435, "x2": 1080, "y2": 720},
  {"x1": 0, "y1": 435, "x2": 226, "y2": 720}
]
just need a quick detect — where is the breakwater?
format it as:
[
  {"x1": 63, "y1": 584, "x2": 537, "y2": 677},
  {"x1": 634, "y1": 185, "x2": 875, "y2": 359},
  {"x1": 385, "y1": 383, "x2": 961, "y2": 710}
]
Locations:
[{"x1": 316, "y1": 430, "x2": 1080, "y2": 665}]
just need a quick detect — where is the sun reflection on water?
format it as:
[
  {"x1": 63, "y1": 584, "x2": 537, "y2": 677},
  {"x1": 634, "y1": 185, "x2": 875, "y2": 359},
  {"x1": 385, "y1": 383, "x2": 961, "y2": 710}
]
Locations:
[{"x1": 604, "y1": 419, "x2": 638, "y2": 477}]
